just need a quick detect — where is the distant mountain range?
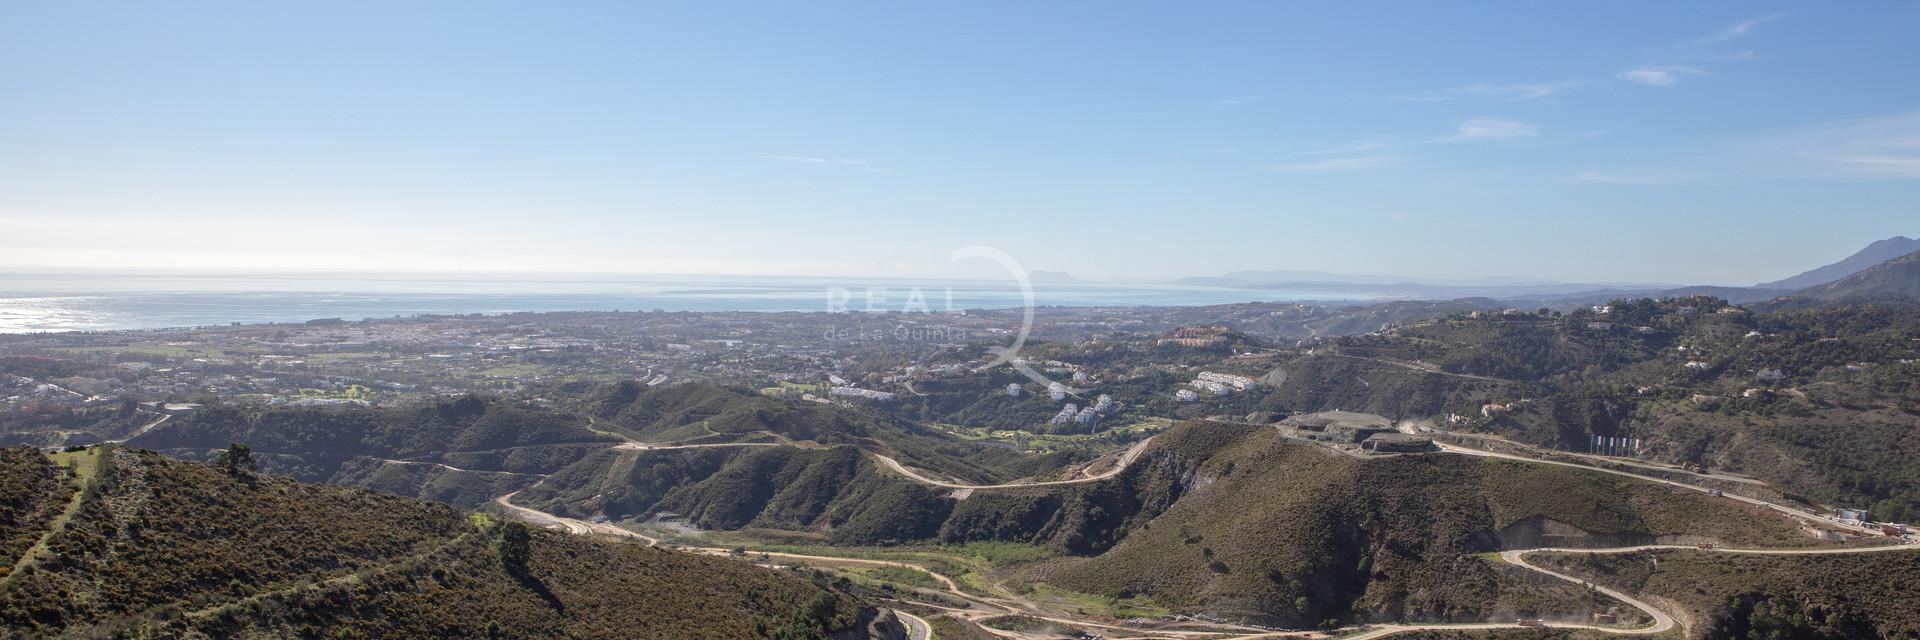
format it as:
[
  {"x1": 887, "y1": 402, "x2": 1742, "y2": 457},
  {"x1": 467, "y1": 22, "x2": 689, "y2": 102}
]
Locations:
[
  {"x1": 1029, "y1": 270, "x2": 1079, "y2": 283},
  {"x1": 1211, "y1": 270, "x2": 1560, "y2": 287},
  {"x1": 1790, "y1": 247, "x2": 1920, "y2": 302},
  {"x1": 1757, "y1": 236, "x2": 1920, "y2": 290},
  {"x1": 1177, "y1": 235, "x2": 1920, "y2": 307}
]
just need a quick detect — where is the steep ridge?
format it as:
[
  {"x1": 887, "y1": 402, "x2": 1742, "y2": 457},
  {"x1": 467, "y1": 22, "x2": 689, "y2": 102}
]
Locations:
[
  {"x1": 1759, "y1": 235, "x2": 1920, "y2": 290},
  {"x1": 1789, "y1": 247, "x2": 1920, "y2": 302}
]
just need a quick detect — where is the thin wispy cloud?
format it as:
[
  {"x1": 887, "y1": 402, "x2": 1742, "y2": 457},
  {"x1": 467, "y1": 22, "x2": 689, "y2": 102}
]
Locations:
[
  {"x1": 1287, "y1": 141, "x2": 1392, "y2": 157},
  {"x1": 1389, "y1": 81, "x2": 1584, "y2": 103},
  {"x1": 1265, "y1": 154, "x2": 1408, "y2": 172},
  {"x1": 1801, "y1": 152, "x2": 1920, "y2": 178},
  {"x1": 758, "y1": 155, "x2": 870, "y2": 166},
  {"x1": 1619, "y1": 65, "x2": 1706, "y2": 87},
  {"x1": 1682, "y1": 13, "x2": 1786, "y2": 48},
  {"x1": 1443, "y1": 117, "x2": 1540, "y2": 142},
  {"x1": 1389, "y1": 14, "x2": 1782, "y2": 109},
  {"x1": 1214, "y1": 95, "x2": 1261, "y2": 109},
  {"x1": 1705, "y1": 49, "x2": 1760, "y2": 62},
  {"x1": 1573, "y1": 171, "x2": 1667, "y2": 185},
  {"x1": 1767, "y1": 113, "x2": 1920, "y2": 179}
]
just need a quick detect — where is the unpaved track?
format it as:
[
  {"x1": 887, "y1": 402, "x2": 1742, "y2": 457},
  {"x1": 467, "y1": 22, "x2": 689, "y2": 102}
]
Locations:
[
  {"x1": 1223, "y1": 542, "x2": 1918, "y2": 640},
  {"x1": 375, "y1": 457, "x2": 545, "y2": 476},
  {"x1": 596, "y1": 416, "x2": 1156, "y2": 491},
  {"x1": 1438, "y1": 442, "x2": 1880, "y2": 535},
  {"x1": 108, "y1": 411, "x2": 169, "y2": 444},
  {"x1": 502, "y1": 416, "x2": 1917, "y2": 639},
  {"x1": 493, "y1": 491, "x2": 659, "y2": 544},
  {"x1": 613, "y1": 441, "x2": 784, "y2": 452},
  {"x1": 868, "y1": 436, "x2": 1155, "y2": 490},
  {"x1": 492, "y1": 489, "x2": 1247, "y2": 639}
]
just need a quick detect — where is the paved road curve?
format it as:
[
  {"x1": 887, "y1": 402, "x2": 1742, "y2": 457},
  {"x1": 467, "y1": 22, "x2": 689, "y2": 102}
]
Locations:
[{"x1": 892, "y1": 610, "x2": 933, "y2": 640}]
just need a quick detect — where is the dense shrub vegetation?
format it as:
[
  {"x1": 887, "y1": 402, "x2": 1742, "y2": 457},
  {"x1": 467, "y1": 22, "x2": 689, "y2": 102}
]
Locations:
[
  {"x1": 1534, "y1": 549, "x2": 1920, "y2": 640},
  {"x1": 0, "y1": 446, "x2": 881, "y2": 639},
  {"x1": 1259, "y1": 298, "x2": 1920, "y2": 521},
  {"x1": 1037, "y1": 422, "x2": 1810, "y2": 627}
]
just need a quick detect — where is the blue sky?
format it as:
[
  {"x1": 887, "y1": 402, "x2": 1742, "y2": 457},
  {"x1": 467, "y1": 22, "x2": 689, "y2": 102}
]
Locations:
[{"x1": 2, "y1": 2, "x2": 1917, "y2": 285}]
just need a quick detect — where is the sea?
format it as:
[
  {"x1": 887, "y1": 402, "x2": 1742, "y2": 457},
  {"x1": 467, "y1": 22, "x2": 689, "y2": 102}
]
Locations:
[{"x1": 0, "y1": 272, "x2": 1386, "y2": 334}]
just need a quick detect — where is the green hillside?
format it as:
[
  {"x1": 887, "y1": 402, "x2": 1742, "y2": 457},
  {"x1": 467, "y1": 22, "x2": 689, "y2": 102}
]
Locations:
[
  {"x1": 126, "y1": 395, "x2": 614, "y2": 508},
  {"x1": 513, "y1": 417, "x2": 1828, "y2": 627},
  {"x1": 1256, "y1": 297, "x2": 1920, "y2": 521},
  {"x1": 518, "y1": 445, "x2": 954, "y2": 546},
  {"x1": 0, "y1": 445, "x2": 890, "y2": 639},
  {"x1": 580, "y1": 382, "x2": 1068, "y2": 483}
]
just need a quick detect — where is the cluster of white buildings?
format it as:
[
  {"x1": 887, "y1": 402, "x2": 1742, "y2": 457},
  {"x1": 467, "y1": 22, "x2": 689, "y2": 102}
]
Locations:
[
  {"x1": 1198, "y1": 371, "x2": 1255, "y2": 390},
  {"x1": 829, "y1": 386, "x2": 895, "y2": 402},
  {"x1": 1187, "y1": 371, "x2": 1255, "y2": 396},
  {"x1": 1049, "y1": 393, "x2": 1117, "y2": 426}
]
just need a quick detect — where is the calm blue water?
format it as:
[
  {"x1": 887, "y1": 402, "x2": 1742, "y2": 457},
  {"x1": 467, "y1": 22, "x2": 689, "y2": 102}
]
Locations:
[{"x1": 0, "y1": 273, "x2": 1383, "y2": 333}]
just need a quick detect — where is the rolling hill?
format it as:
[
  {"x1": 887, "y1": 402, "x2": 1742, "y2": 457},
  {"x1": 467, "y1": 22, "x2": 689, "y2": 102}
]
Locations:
[
  {"x1": 1029, "y1": 421, "x2": 1814, "y2": 627},
  {"x1": 126, "y1": 395, "x2": 615, "y2": 508},
  {"x1": 0, "y1": 445, "x2": 902, "y2": 639},
  {"x1": 516, "y1": 416, "x2": 1828, "y2": 627},
  {"x1": 1243, "y1": 297, "x2": 1920, "y2": 521},
  {"x1": 1533, "y1": 548, "x2": 1920, "y2": 639},
  {"x1": 578, "y1": 382, "x2": 1067, "y2": 484}
]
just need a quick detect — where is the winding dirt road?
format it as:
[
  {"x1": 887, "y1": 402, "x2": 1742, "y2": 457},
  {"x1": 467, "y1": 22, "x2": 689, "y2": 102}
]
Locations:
[
  {"x1": 492, "y1": 491, "x2": 660, "y2": 544},
  {"x1": 868, "y1": 436, "x2": 1156, "y2": 490},
  {"x1": 495, "y1": 416, "x2": 1916, "y2": 639},
  {"x1": 613, "y1": 441, "x2": 784, "y2": 452}
]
